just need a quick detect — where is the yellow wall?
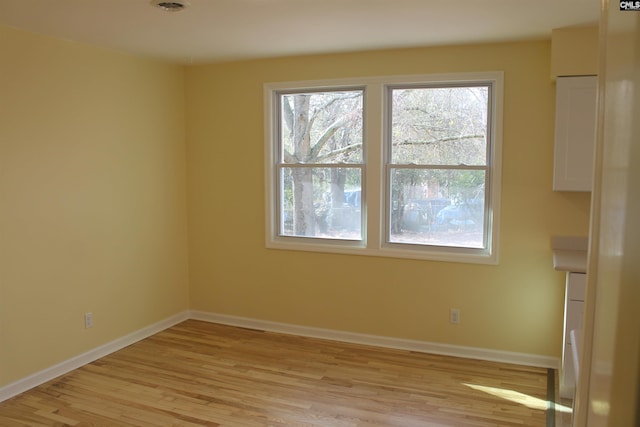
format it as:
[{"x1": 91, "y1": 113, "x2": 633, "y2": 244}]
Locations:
[
  {"x1": 551, "y1": 25, "x2": 599, "y2": 78},
  {"x1": 186, "y1": 41, "x2": 591, "y2": 358},
  {"x1": 0, "y1": 26, "x2": 190, "y2": 386},
  {"x1": 0, "y1": 26, "x2": 594, "y2": 390}
]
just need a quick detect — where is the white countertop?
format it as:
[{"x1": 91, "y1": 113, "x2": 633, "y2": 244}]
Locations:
[{"x1": 552, "y1": 236, "x2": 588, "y2": 273}]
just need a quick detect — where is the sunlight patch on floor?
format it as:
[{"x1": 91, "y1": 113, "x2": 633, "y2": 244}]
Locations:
[{"x1": 464, "y1": 383, "x2": 573, "y2": 413}]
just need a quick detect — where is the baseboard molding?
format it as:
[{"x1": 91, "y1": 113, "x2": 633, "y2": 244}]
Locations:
[
  {"x1": 0, "y1": 311, "x2": 190, "y2": 403},
  {"x1": 1, "y1": 309, "x2": 559, "y2": 403},
  {"x1": 190, "y1": 310, "x2": 560, "y2": 369}
]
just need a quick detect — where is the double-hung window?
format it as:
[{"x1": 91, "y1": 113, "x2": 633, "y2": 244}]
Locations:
[
  {"x1": 265, "y1": 73, "x2": 503, "y2": 264},
  {"x1": 274, "y1": 89, "x2": 365, "y2": 242}
]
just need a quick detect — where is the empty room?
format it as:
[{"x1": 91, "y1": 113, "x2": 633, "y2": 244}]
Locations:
[{"x1": 1, "y1": 0, "x2": 638, "y2": 426}]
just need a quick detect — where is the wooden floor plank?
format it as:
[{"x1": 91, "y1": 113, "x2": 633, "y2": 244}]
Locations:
[{"x1": 0, "y1": 320, "x2": 551, "y2": 426}]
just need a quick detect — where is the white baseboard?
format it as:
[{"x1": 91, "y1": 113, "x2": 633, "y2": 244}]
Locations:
[
  {"x1": 1, "y1": 309, "x2": 559, "y2": 403},
  {"x1": 190, "y1": 310, "x2": 560, "y2": 370},
  {"x1": 0, "y1": 311, "x2": 190, "y2": 403}
]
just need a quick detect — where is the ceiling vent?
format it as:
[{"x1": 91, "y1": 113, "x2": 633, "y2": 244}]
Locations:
[{"x1": 151, "y1": 0, "x2": 190, "y2": 12}]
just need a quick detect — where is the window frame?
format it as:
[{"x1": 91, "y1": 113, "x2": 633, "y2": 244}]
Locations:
[
  {"x1": 274, "y1": 87, "x2": 367, "y2": 245},
  {"x1": 383, "y1": 82, "x2": 495, "y2": 255},
  {"x1": 264, "y1": 72, "x2": 503, "y2": 264}
]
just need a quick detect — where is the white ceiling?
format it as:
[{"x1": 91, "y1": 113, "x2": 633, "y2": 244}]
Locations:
[{"x1": 0, "y1": 0, "x2": 600, "y2": 65}]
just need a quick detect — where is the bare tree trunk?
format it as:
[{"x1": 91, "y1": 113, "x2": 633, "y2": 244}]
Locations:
[
  {"x1": 291, "y1": 95, "x2": 314, "y2": 236},
  {"x1": 391, "y1": 189, "x2": 405, "y2": 234},
  {"x1": 292, "y1": 168, "x2": 315, "y2": 236},
  {"x1": 330, "y1": 169, "x2": 346, "y2": 208}
]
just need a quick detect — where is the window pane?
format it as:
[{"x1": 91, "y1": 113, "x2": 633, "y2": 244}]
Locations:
[
  {"x1": 391, "y1": 86, "x2": 488, "y2": 165},
  {"x1": 389, "y1": 168, "x2": 486, "y2": 248},
  {"x1": 280, "y1": 167, "x2": 362, "y2": 240},
  {"x1": 280, "y1": 90, "x2": 363, "y2": 164}
]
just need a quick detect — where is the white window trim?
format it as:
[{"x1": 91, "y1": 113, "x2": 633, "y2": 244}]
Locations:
[{"x1": 264, "y1": 72, "x2": 503, "y2": 265}]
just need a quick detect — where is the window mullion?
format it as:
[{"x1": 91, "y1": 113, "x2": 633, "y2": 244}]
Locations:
[{"x1": 364, "y1": 83, "x2": 383, "y2": 250}]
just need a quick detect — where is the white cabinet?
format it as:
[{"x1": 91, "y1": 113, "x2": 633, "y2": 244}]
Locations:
[
  {"x1": 561, "y1": 272, "x2": 586, "y2": 398},
  {"x1": 553, "y1": 76, "x2": 598, "y2": 192}
]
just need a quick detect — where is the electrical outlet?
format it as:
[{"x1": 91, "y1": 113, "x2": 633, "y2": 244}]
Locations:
[
  {"x1": 450, "y1": 308, "x2": 460, "y2": 324},
  {"x1": 84, "y1": 312, "x2": 93, "y2": 329}
]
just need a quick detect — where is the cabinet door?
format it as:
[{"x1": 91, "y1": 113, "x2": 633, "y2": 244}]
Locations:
[
  {"x1": 553, "y1": 76, "x2": 598, "y2": 192},
  {"x1": 567, "y1": 272, "x2": 587, "y2": 301},
  {"x1": 566, "y1": 300, "x2": 585, "y2": 343},
  {"x1": 563, "y1": 342, "x2": 576, "y2": 390}
]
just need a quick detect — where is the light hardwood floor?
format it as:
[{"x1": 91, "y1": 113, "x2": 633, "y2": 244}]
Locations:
[{"x1": 0, "y1": 320, "x2": 552, "y2": 426}]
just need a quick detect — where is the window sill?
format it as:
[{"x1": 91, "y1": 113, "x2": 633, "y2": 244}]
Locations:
[{"x1": 266, "y1": 238, "x2": 498, "y2": 265}]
